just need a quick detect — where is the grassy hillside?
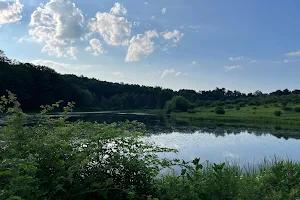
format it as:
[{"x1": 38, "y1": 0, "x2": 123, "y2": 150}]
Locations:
[{"x1": 171, "y1": 104, "x2": 300, "y2": 127}]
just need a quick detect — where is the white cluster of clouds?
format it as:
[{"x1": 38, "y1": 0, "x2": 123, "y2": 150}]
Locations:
[
  {"x1": 162, "y1": 30, "x2": 184, "y2": 44},
  {"x1": 125, "y1": 30, "x2": 158, "y2": 62},
  {"x1": 0, "y1": 0, "x2": 23, "y2": 25},
  {"x1": 29, "y1": 0, "x2": 84, "y2": 58},
  {"x1": 9, "y1": 1, "x2": 184, "y2": 62},
  {"x1": 110, "y1": 2, "x2": 127, "y2": 16},
  {"x1": 161, "y1": 69, "x2": 182, "y2": 78},
  {"x1": 85, "y1": 38, "x2": 106, "y2": 56},
  {"x1": 87, "y1": 10, "x2": 131, "y2": 46}
]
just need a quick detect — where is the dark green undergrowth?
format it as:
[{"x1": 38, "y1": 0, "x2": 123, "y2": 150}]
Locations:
[{"x1": 1, "y1": 92, "x2": 300, "y2": 200}]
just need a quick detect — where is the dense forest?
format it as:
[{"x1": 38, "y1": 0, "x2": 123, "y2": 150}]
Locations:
[{"x1": 1, "y1": 49, "x2": 300, "y2": 111}]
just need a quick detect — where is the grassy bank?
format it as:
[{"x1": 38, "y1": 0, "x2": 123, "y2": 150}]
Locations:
[{"x1": 171, "y1": 105, "x2": 300, "y2": 127}]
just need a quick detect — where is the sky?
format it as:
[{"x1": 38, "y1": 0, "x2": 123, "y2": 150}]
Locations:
[{"x1": 1, "y1": 0, "x2": 300, "y2": 93}]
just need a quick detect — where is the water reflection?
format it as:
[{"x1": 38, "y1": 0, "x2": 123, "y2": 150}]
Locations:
[
  {"x1": 146, "y1": 131, "x2": 300, "y2": 164},
  {"x1": 65, "y1": 112, "x2": 300, "y2": 163}
]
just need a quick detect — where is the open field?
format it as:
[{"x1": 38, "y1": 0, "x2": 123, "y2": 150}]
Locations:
[{"x1": 171, "y1": 105, "x2": 300, "y2": 127}]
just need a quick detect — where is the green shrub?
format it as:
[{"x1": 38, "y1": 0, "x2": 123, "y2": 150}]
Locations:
[
  {"x1": 215, "y1": 107, "x2": 225, "y2": 115},
  {"x1": 236, "y1": 107, "x2": 240, "y2": 111},
  {"x1": 274, "y1": 111, "x2": 282, "y2": 116},
  {"x1": 239, "y1": 103, "x2": 246, "y2": 107},
  {"x1": 164, "y1": 96, "x2": 194, "y2": 114},
  {"x1": 187, "y1": 109, "x2": 196, "y2": 113},
  {"x1": 225, "y1": 105, "x2": 234, "y2": 109},
  {"x1": 282, "y1": 106, "x2": 293, "y2": 111},
  {"x1": 294, "y1": 107, "x2": 300, "y2": 113}
]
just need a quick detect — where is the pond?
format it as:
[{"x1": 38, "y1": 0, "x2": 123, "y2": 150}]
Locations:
[{"x1": 66, "y1": 111, "x2": 300, "y2": 165}]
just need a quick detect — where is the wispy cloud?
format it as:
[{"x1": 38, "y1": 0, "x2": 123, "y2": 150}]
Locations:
[
  {"x1": 229, "y1": 56, "x2": 244, "y2": 61},
  {"x1": 175, "y1": 72, "x2": 182, "y2": 76},
  {"x1": 224, "y1": 65, "x2": 240, "y2": 71},
  {"x1": 161, "y1": 7, "x2": 166, "y2": 14},
  {"x1": 284, "y1": 59, "x2": 300, "y2": 63},
  {"x1": 192, "y1": 61, "x2": 197, "y2": 65},
  {"x1": 112, "y1": 72, "x2": 125, "y2": 77},
  {"x1": 286, "y1": 51, "x2": 300, "y2": 56},
  {"x1": 161, "y1": 69, "x2": 175, "y2": 78}
]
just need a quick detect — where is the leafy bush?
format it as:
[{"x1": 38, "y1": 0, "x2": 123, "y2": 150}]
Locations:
[
  {"x1": 215, "y1": 107, "x2": 225, "y2": 115},
  {"x1": 274, "y1": 111, "x2": 282, "y2": 116},
  {"x1": 236, "y1": 107, "x2": 240, "y2": 111},
  {"x1": 187, "y1": 109, "x2": 196, "y2": 113},
  {"x1": 0, "y1": 92, "x2": 174, "y2": 200},
  {"x1": 164, "y1": 96, "x2": 194, "y2": 114},
  {"x1": 225, "y1": 105, "x2": 234, "y2": 109},
  {"x1": 282, "y1": 106, "x2": 293, "y2": 111},
  {"x1": 294, "y1": 107, "x2": 300, "y2": 113},
  {"x1": 239, "y1": 103, "x2": 246, "y2": 107}
]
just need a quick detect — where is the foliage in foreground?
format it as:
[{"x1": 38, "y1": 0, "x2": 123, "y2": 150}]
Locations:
[
  {"x1": 156, "y1": 159, "x2": 300, "y2": 200},
  {"x1": 0, "y1": 92, "x2": 174, "y2": 200}
]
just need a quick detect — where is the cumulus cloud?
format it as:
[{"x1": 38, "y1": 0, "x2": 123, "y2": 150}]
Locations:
[
  {"x1": 286, "y1": 51, "x2": 300, "y2": 56},
  {"x1": 229, "y1": 56, "x2": 244, "y2": 61},
  {"x1": 162, "y1": 30, "x2": 184, "y2": 43},
  {"x1": 66, "y1": 46, "x2": 78, "y2": 59},
  {"x1": 29, "y1": 0, "x2": 84, "y2": 58},
  {"x1": 110, "y1": 2, "x2": 127, "y2": 16},
  {"x1": 224, "y1": 65, "x2": 240, "y2": 71},
  {"x1": 125, "y1": 30, "x2": 158, "y2": 62},
  {"x1": 161, "y1": 7, "x2": 166, "y2": 14},
  {"x1": 0, "y1": 0, "x2": 23, "y2": 25},
  {"x1": 88, "y1": 6, "x2": 131, "y2": 46},
  {"x1": 85, "y1": 38, "x2": 106, "y2": 56}
]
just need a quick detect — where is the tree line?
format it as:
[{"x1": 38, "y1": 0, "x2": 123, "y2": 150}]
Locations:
[{"x1": 1, "y1": 49, "x2": 300, "y2": 111}]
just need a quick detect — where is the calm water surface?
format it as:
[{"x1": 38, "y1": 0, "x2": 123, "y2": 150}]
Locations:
[{"x1": 64, "y1": 112, "x2": 300, "y2": 164}]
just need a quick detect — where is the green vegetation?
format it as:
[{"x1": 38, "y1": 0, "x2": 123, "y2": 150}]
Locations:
[
  {"x1": 171, "y1": 104, "x2": 300, "y2": 126},
  {"x1": 1, "y1": 93, "x2": 300, "y2": 199},
  {"x1": 215, "y1": 107, "x2": 225, "y2": 115},
  {"x1": 274, "y1": 111, "x2": 282, "y2": 116},
  {"x1": 164, "y1": 96, "x2": 194, "y2": 114},
  {"x1": 156, "y1": 159, "x2": 300, "y2": 200},
  {"x1": 0, "y1": 92, "x2": 174, "y2": 199},
  {"x1": 3, "y1": 49, "x2": 300, "y2": 120}
]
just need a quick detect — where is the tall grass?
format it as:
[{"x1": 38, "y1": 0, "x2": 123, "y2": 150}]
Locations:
[{"x1": 155, "y1": 158, "x2": 300, "y2": 200}]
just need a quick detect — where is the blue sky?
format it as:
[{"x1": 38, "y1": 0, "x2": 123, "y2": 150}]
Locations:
[{"x1": 1, "y1": 0, "x2": 300, "y2": 93}]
